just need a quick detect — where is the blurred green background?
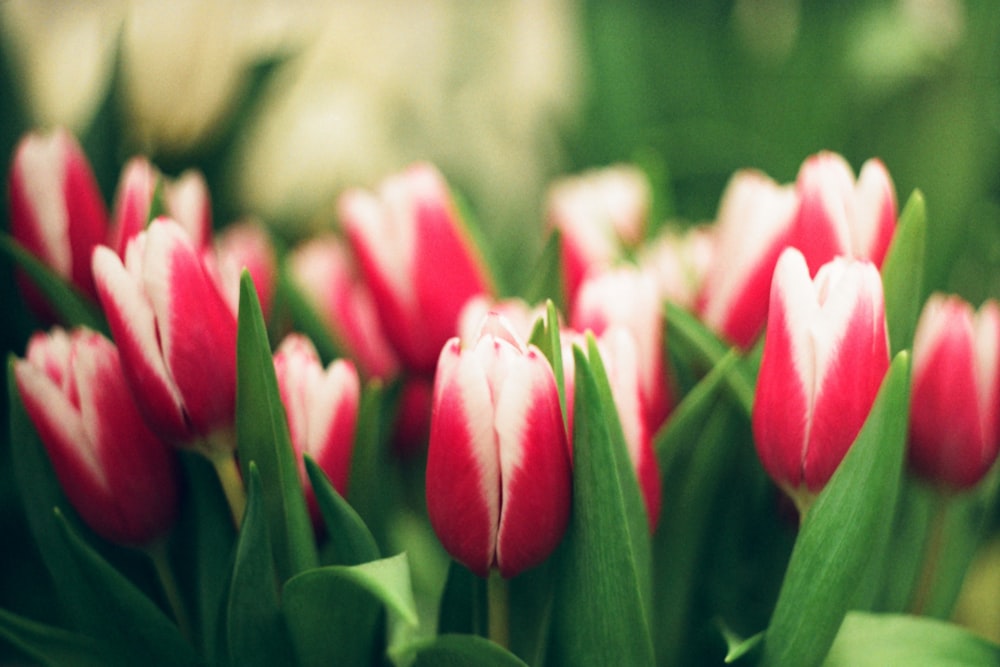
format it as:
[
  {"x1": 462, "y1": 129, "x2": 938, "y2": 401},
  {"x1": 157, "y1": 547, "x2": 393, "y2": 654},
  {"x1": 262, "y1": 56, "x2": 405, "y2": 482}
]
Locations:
[{"x1": 1, "y1": 0, "x2": 999, "y2": 658}]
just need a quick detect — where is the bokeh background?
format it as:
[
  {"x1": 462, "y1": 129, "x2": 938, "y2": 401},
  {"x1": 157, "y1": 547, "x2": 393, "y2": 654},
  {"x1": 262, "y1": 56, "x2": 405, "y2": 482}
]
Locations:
[{"x1": 1, "y1": 0, "x2": 999, "y2": 658}]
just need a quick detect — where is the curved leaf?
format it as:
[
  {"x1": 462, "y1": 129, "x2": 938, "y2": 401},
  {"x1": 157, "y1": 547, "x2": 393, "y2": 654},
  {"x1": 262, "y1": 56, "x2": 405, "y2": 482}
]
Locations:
[
  {"x1": 305, "y1": 455, "x2": 379, "y2": 566},
  {"x1": 881, "y1": 189, "x2": 927, "y2": 355},
  {"x1": 408, "y1": 634, "x2": 528, "y2": 667},
  {"x1": 0, "y1": 608, "x2": 111, "y2": 667}
]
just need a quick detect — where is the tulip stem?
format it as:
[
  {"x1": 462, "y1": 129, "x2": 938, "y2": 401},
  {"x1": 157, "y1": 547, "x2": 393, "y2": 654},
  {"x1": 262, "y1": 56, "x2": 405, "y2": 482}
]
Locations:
[
  {"x1": 910, "y1": 493, "x2": 949, "y2": 616},
  {"x1": 487, "y1": 572, "x2": 510, "y2": 650},
  {"x1": 147, "y1": 539, "x2": 192, "y2": 642},
  {"x1": 211, "y1": 452, "x2": 247, "y2": 527}
]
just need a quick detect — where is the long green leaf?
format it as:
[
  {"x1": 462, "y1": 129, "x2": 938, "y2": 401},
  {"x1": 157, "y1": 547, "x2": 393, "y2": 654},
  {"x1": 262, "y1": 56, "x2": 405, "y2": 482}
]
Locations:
[
  {"x1": 282, "y1": 553, "x2": 418, "y2": 667},
  {"x1": 236, "y1": 270, "x2": 317, "y2": 580},
  {"x1": 824, "y1": 612, "x2": 1000, "y2": 667},
  {"x1": 881, "y1": 190, "x2": 927, "y2": 355},
  {"x1": 0, "y1": 608, "x2": 111, "y2": 667},
  {"x1": 0, "y1": 234, "x2": 107, "y2": 332},
  {"x1": 548, "y1": 341, "x2": 654, "y2": 667},
  {"x1": 226, "y1": 464, "x2": 291, "y2": 667},
  {"x1": 522, "y1": 229, "x2": 565, "y2": 312},
  {"x1": 305, "y1": 455, "x2": 379, "y2": 566},
  {"x1": 762, "y1": 352, "x2": 912, "y2": 667}
]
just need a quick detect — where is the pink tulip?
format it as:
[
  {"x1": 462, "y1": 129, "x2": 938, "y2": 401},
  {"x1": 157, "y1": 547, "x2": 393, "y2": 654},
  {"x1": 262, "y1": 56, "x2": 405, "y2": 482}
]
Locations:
[
  {"x1": 8, "y1": 128, "x2": 109, "y2": 307},
  {"x1": 14, "y1": 327, "x2": 179, "y2": 545},
  {"x1": 273, "y1": 334, "x2": 360, "y2": 521},
  {"x1": 638, "y1": 225, "x2": 715, "y2": 311},
  {"x1": 546, "y1": 165, "x2": 650, "y2": 303},
  {"x1": 426, "y1": 313, "x2": 571, "y2": 578},
  {"x1": 792, "y1": 152, "x2": 896, "y2": 275},
  {"x1": 753, "y1": 248, "x2": 889, "y2": 497},
  {"x1": 215, "y1": 220, "x2": 277, "y2": 321},
  {"x1": 286, "y1": 235, "x2": 399, "y2": 380},
  {"x1": 696, "y1": 169, "x2": 799, "y2": 349},
  {"x1": 457, "y1": 295, "x2": 542, "y2": 344},
  {"x1": 91, "y1": 218, "x2": 238, "y2": 450},
  {"x1": 339, "y1": 163, "x2": 492, "y2": 375},
  {"x1": 562, "y1": 327, "x2": 661, "y2": 530},
  {"x1": 908, "y1": 295, "x2": 1000, "y2": 490}
]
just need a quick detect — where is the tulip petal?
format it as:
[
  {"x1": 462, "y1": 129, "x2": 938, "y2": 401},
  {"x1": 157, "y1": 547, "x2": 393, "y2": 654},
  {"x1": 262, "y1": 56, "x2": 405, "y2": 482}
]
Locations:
[
  {"x1": 853, "y1": 159, "x2": 896, "y2": 266},
  {"x1": 793, "y1": 152, "x2": 854, "y2": 275}
]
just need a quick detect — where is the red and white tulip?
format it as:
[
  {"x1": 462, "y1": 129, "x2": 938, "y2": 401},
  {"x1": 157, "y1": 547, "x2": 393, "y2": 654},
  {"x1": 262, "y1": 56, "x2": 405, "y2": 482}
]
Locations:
[
  {"x1": 214, "y1": 220, "x2": 278, "y2": 321},
  {"x1": 426, "y1": 313, "x2": 571, "y2": 578}
]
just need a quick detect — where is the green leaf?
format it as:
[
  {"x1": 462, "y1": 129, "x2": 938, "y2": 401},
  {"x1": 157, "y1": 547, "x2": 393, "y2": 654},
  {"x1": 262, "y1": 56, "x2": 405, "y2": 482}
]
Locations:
[
  {"x1": 276, "y1": 267, "x2": 344, "y2": 364},
  {"x1": 527, "y1": 300, "x2": 568, "y2": 428},
  {"x1": 548, "y1": 340, "x2": 654, "y2": 667},
  {"x1": 437, "y1": 561, "x2": 488, "y2": 637},
  {"x1": 824, "y1": 612, "x2": 1000, "y2": 667},
  {"x1": 522, "y1": 229, "x2": 566, "y2": 312},
  {"x1": 226, "y1": 463, "x2": 292, "y2": 667},
  {"x1": 235, "y1": 270, "x2": 318, "y2": 580},
  {"x1": 719, "y1": 624, "x2": 765, "y2": 664},
  {"x1": 305, "y1": 455, "x2": 379, "y2": 566},
  {"x1": 762, "y1": 352, "x2": 912, "y2": 667},
  {"x1": 347, "y1": 379, "x2": 398, "y2": 551},
  {"x1": 0, "y1": 234, "x2": 107, "y2": 332},
  {"x1": 0, "y1": 608, "x2": 112, "y2": 667},
  {"x1": 408, "y1": 634, "x2": 529, "y2": 667},
  {"x1": 881, "y1": 190, "x2": 927, "y2": 355},
  {"x1": 282, "y1": 553, "x2": 418, "y2": 667}
]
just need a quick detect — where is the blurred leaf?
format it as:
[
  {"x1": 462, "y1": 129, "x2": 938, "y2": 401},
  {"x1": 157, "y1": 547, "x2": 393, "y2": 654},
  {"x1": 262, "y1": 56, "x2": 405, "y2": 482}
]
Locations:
[
  {"x1": 522, "y1": 230, "x2": 566, "y2": 313},
  {"x1": 719, "y1": 623, "x2": 764, "y2": 664},
  {"x1": 226, "y1": 464, "x2": 291, "y2": 667},
  {"x1": 548, "y1": 340, "x2": 654, "y2": 667},
  {"x1": 0, "y1": 234, "x2": 107, "y2": 333},
  {"x1": 881, "y1": 189, "x2": 927, "y2": 356},
  {"x1": 762, "y1": 352, "x2": 911, "y2": 667},
  {"x1": 276, "y1": 267, "x2": 344, "y2": 364},
  {"x1": 408, "y1": 634, "x2": 528, "y2": 667},
  {"x1": 823, "y1": 612, "x2": 1000, "y2": 667},
  {"x1": 236, "y1": 270, "x2": 317, "y2": 580},
  {"x1": 305, "y1": 455, "x2": 379, "y2": 566},
  {"x1": 0, "y1": 608, "x2": 111, "y2": 667},
  {"x1": 283, "y1": 553, "x2": 418, "y2": 667},
  {"x1": 348, "y1": 379, "x2": 398, "y2": 551},
  {"x1": 528, "y1": 300, "x2": 567, "y2": 428},
  {"x1": 437, "y1": 561, "x2": 487, "y2": 637},
  {"x1": 508, "y1": 560, "x2": 557, "y2": 666}
]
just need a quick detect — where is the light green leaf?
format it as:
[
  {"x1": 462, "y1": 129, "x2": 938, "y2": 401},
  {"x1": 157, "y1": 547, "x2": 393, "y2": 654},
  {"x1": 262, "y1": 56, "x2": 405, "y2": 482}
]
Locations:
[
  {"x1": 236, "y1": 270, "x2": 318, "y2": 580},
  {"x1": 824, "y1": 612, "x2": 1000, "y2": 666},
  {"x1": 762, "y1": 352, "x2": 912, "y2": 667},
  {"x1": 408, "y1": 634, "x2": 528, "y2": 667},
  {"x1": 881, "y1": 189, "x2": 927, "y2": 356},
  {"x1": 305, "y1": 455, "x2": 379, "y2": 566}
]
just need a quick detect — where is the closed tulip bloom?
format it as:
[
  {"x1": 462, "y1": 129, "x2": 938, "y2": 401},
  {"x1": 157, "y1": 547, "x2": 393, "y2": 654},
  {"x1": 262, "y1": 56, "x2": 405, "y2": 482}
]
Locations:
[
  {"x1": 638, "y1": 225, "x2": 715, "y2": 311},
  {"x1": 792, "y1": 152, "x2": 896, "y2": 275},
  {"x1": 14, "y1": 327, "x2": 179, "y2": 546},
  {"x1": 91, "y1": 218, "x2": 238, "y2": 451},
  {"x1": 753, "y1": 248, "x2": 889, "y2": 501},
  {"x1": 273, "y1": 334, "x2": 360, "y2": 520},
  {"x1": 908, "y1": 295, "x2": 1000, "y2": 490},
  {"x1": 426, "y1": 313, "x2": 571, "y2": 578},
  {"x1": 696, "y1": 169, "x2": 799, "y2": 349},
  {"x1": 215, "y1": 220, "x2": 278, "y2": 321},
  {"x1": 339, "y1": 162, "x2": 492, "y2": 375},
  {"x1": 8, "y1": 128, "x2": 108, "y2": 306}
]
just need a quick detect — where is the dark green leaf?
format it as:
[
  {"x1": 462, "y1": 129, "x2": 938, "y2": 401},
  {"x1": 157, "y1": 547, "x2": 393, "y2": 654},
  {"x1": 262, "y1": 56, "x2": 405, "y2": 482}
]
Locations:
[
  {"x1": 548, "y1": 340, "x2": 654, "y2": 667},
  {"x1": 508, "y1": 560, "x2": 557, "y2": 667},
  {"x1": 0, "y1": 234, "x2": 107, "y2": 333},
  {"x1": 347, "y1": 379, "x2": 398, "y2": 551},
  {"x1": 408, "y1": 634, "x2": 528, "y2": 667},
  {"x1": 236, "y1": 270, "x2": 317, "y2": 580},
  {"x1": 824, "y1": 612, "x2": 1000, "y2": 667},
  {"x1": 881, "y1": 190, "x2": 927, "y2": 355},
  {"x1": 282, "y1": 553, "x2": 418, "y2": 667},
  {"x1": 437, "y1": 561, "x2": 487, "y2": 637},
  {"x1": 226, "y1": 463, "x2": 291, "y2": 667},
  {"x1": 762, "y1": 352, "x2": 912, "y2": 667},
  {"x1": 305, "y1": 455, "x2": 379, "y2": 566},
  {"x1": 0, "y1": 608, "x2": 112, "y2": 667}
]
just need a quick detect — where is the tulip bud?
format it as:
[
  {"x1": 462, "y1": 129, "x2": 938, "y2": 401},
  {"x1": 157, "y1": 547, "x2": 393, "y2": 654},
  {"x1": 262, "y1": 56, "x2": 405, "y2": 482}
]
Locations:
[
  {"x1": 426, "y1": 313, "x2": 571, "y2": 578},
  {"x1": 696, "y1": 169, "x2": 799, "y2": 349},
  {"x1": 286, "y1": 235, "x2": 399, "y2": 380},
  {"x1": 458, "y1": 295, "x2": 542, "y2": 344},
  {"x1": 215, "y1": 220, "x2": 277, "y2": 321},
  {"x1": 908, "y1": 295, "x2": 1000, "y2": 490},
  {"x1": 546, "y1": 165, "x2": 650, "y2": 302},
  {"x1": 792, "y1": 152, "x2": 896, "y2": 275},
  {"x1": 14, "y1": 327, "x2": 179, "y2": 545},
  {"x1": 562, "y1": 327, "x2": 661, "y2": 530},
  {"x1": 8, "y1": 128, "x2": 109, "y2": 309},
  {"x1": 273, "y1": 334, "x2": 360, "y2": 521},
  {"x1": 753, "y1": 248, "x2": 889, "y2": 502},
  {"x1": 339, "y1": 162, "x2": 492, "y2": 375},
  {"x1": 638, "y1": 225, "x2": 715, "y2": 310},
  {"x1": 91, "y1": 218, "x2": 238, "y2": 451}
]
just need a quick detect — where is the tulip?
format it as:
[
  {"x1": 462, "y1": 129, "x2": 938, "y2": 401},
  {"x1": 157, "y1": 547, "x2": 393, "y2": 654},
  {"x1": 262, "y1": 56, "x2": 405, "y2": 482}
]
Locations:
[
  {"x1": 8, "y1": 128, "x2": 109, "y2": 307},
  {"x1": 753, "y1": 248, "x2": 889, "y2": 505},
  {"x1": 426, "y1": 313, "x2": 571, "y2": 578},
  {"x1": 273, "y1": 334, "x2": 360, "y2": 521},
  {"x1": 637, "y1": 225, "x2": 715, "y2": 311},
  {"x1": 458, "y1": 295, "x2": 542, "y2": 344},
  {"x1": 91, "y1": 217, "x2": 238, "y2": 452},
  {"x1": 562, "y1": 327, "x2": 661, "y2": 530},
  {"x1": 696, "y1": 169, "x2": 799, "y2": 349},
  {"x1": 215, "y1": 220, "x2": 277, "y2": 322},
  {"x1": 286, "y1": 235, "x2": 399, "y2": 380},
  {"x1": 792, "y1": 151, "x2": 896, "y2": 275},
  {"x1": 546, "y1": 165, "x2": 650, "y2": 303},
  {"x1": 14, "y1": 327, "x2": 179, "y2": 546},
  {"x1": 908, "y1": 295, "x2": 1000, "y2": 490},
  {"x1": 339, "y1": 162, "x2": 492, "y2": 375}
]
